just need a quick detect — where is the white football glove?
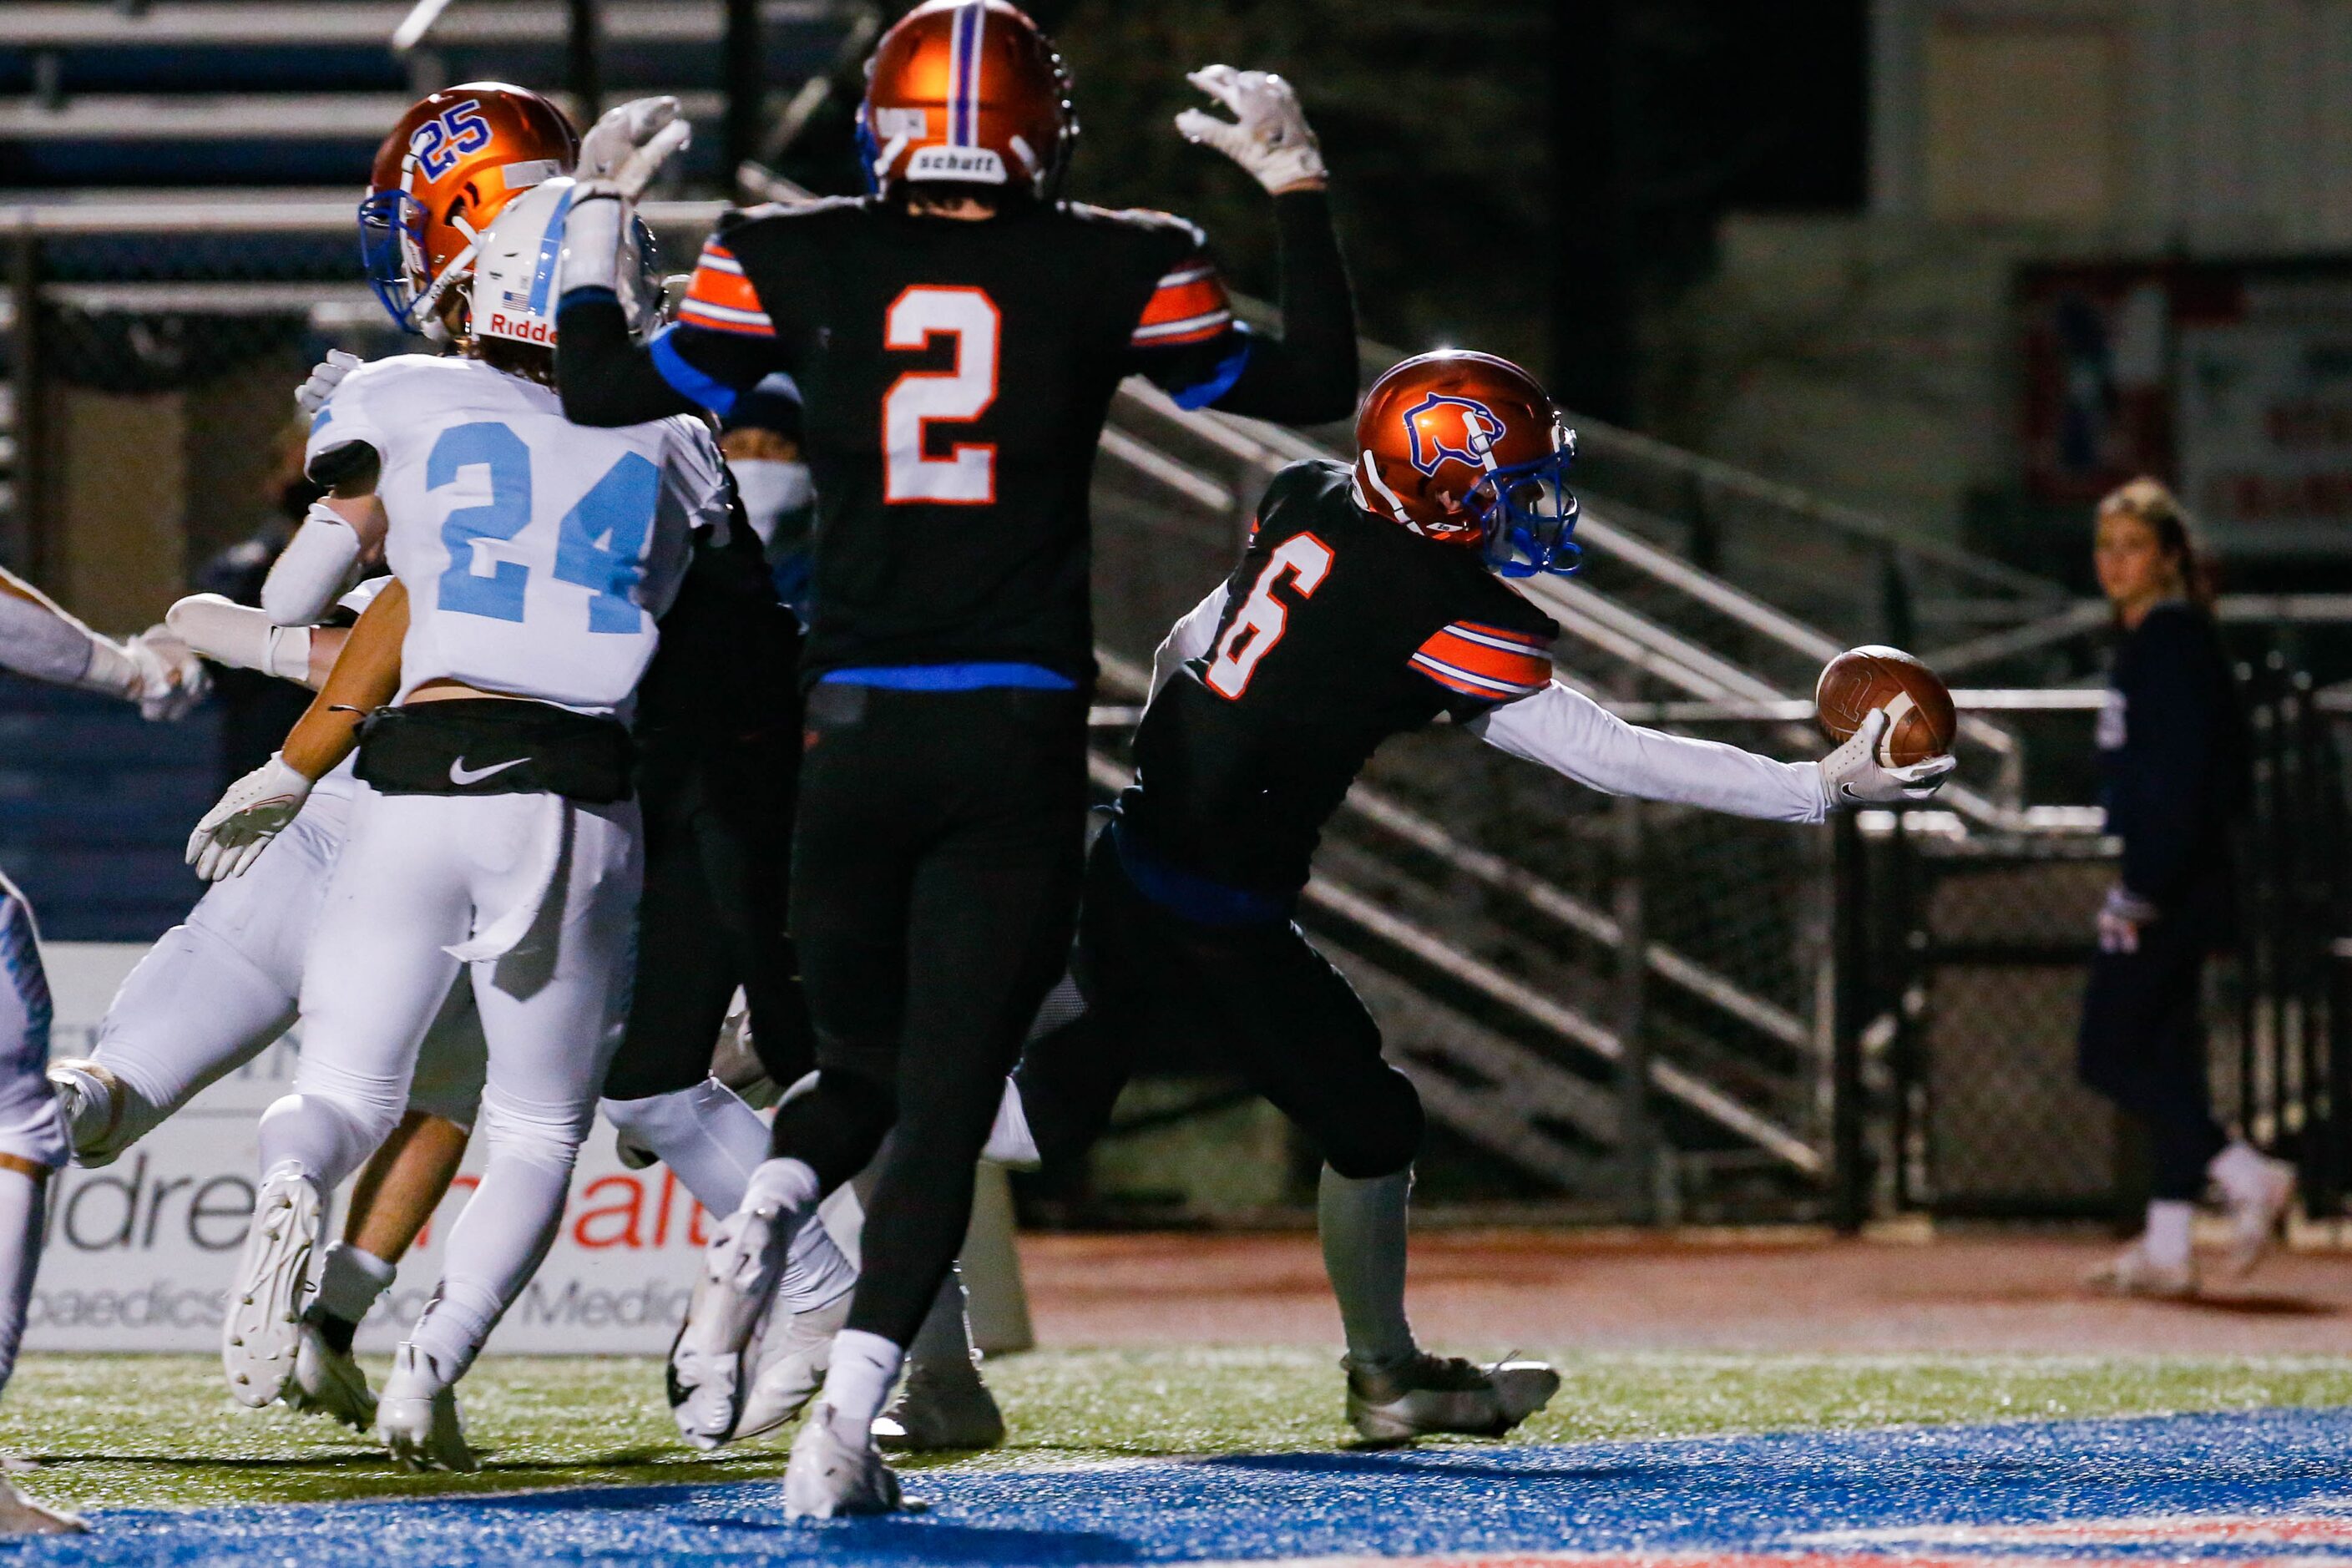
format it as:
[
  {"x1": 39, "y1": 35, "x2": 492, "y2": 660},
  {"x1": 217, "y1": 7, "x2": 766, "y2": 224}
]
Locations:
[
  {"x1": 123, "y1": 625, "x2": 210, "y2": 722},
  {"x1": 2097, "y1": 884, "x2": 2159, "y2": 953},
  {"x1": 579, "y1": 96, "x2": 687, "y2": 190},
  {"x1": 1174, "y1": 65, "x2": 1327, "y2": 193},
  {"x1": 187, "y1": 755, "x2": 312, "y2": 882},
  {"x1": 294, "y1": 349, "x2": 362, "y2": 419},
  {"x1": 1818, "y1": 708, "x2": 1955, "y2": 809}
]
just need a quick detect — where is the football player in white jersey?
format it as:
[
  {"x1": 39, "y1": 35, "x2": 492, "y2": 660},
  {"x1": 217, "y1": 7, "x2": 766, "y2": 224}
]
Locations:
[
  {"x1": 50, "y1": 577, "x2": 490, "y2": 1434},
  {"x1": 0, "y1": 574, "x2": 205, "y2": 1532},
  {"x1": 188, "y1": 174, "x2": 721, "y2": 1470}
]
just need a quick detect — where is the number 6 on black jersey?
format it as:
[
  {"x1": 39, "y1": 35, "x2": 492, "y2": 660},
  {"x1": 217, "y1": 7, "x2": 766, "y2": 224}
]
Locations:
[{"x1": 1206, "y1": 531, "x2": 1334, "y2": 698}]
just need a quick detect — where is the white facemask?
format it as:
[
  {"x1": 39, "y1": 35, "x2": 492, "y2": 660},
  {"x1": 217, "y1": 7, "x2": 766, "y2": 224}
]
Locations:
[{"x1": 730, "y1": 459, "x2": 816, "y2": 547}]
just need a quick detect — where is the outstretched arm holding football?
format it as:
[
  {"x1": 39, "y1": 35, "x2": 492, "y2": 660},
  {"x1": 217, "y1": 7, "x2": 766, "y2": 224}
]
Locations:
[{"x1": 1469, "y1": 684, "x2": 1953, "y2": 821}]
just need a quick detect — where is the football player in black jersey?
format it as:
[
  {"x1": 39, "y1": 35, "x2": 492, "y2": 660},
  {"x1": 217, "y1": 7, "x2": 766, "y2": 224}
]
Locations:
[
  {"x1": 552, "y1": 0, "x2": 1356, "y2": 1512},
  {"x1": 992, "y1": 350, "x2": 1956, "y2": 1444}
]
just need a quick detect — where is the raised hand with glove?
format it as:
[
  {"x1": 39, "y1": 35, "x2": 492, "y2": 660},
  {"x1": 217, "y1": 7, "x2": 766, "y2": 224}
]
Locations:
[
  {"x1": 1818, "y1": 708, "x2": 1956, "y2": 808},
  {"x1": 559, "y1": 96, "x2": 692, "y2": 311},
  {"x1": 1175, "y1": 65, "x2": 1327, "y2": 194}
]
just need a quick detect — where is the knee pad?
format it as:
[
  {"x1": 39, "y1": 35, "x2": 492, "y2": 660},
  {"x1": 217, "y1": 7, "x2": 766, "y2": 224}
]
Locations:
[
  {"x1": 284, "y1": 1053, "x2": 409, "y2": 1152},
  {"x1": 476, "y1": 1085, "x2": 594, "y2": 1177},
  {"x1": 1318, "y1": 1069, "x2": 1424, "y2": 1181}
]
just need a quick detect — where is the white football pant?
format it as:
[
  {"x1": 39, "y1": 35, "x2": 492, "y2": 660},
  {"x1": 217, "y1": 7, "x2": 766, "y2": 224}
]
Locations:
[
  {"x1": 259, "y1": 788, "x2": 641, "y2": 1383},
  {"x1": 0, "y1": 875, "x2": 68, "y2": 1399},
  {"x1": 82, "y1": 790, "x2": 485, "y2": 1161}
]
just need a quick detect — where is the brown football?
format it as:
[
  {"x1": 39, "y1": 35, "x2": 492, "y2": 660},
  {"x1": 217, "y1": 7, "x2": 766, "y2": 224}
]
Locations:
[{"x1": 1814, "y1": 645, "x2": 1956, "y2": 767}]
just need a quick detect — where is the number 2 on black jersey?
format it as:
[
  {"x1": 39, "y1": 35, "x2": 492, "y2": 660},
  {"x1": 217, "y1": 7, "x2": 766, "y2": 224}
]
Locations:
[
  {"x1": 1205, "y1": 532, "x2": 1334, "y2": 698},
  {"x1": 883, "y1": 286, "x2": 999, "y2": 505}
]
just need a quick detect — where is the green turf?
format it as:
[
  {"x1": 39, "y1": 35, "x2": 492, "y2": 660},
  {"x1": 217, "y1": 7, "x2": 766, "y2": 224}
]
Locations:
[{"x1": 2, "y1": 1349, "x2": 2348, "y2": 1513}]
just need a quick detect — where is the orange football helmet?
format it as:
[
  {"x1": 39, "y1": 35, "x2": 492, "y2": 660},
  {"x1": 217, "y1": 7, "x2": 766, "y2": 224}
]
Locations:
[
  {"x1": 359, "y1": 83, "x2": 580, "y2": 335},
  {"x1": 857, "y1": 0, "x2": 1076, "y2": 196},
  {"x1": 1351, "y1": 350, "x2": 1582, "y2": 577}
]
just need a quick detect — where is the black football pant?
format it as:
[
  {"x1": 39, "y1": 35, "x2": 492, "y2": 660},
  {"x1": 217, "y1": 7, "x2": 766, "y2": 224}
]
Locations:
[
  {"x1": 1013, "y1": 827, "x2": 1424, "y2": 1181},
  {"x1": 2077, "y1": 913, "x2": 2227, "y2": 1202},
  {"x1": 601, "y1": 737, "x2": 815, "y2": 1100},
  {"x1": 776, "y1": 683, "x2": 1089, "y2": 1348}
]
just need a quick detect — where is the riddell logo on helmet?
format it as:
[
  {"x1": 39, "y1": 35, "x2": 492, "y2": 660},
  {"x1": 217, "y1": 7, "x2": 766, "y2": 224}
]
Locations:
[
  {"x1": 1404, "y1": 394, "x2": 1502, "y2": 478},
  {"x1": 485, "y1": 311, "x2": 555, "y2": 345}
]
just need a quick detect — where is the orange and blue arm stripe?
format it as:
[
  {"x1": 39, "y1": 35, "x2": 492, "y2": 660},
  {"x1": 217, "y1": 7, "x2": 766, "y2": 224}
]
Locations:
[
  {"x1": 1409, "y1": 620, "x2": 1555, "y2": 701},
  {"x1": 1130, "y1": 260, "x2": 1235, "y2": 348},
  {"x1": 675, "y1": 239, "x2": 776, "y2": 339}
]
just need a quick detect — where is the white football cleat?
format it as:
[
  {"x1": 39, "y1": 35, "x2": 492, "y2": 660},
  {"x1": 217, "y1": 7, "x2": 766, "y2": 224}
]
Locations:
[
  {"x1": 288, "y1": 1309, "x2": 377, "y2": 1431},
  {"x1": 377, "y1": 1343, "x2": 476, "y2": 1473},
  {"x1": 670, "y1": 1197, "x2": 797, "y2": 1449},
  {"x1": 873, "y1": 1359, "x2": 1005, "y2": 1452},
  {"x1": 1344, "y1": 1352, "x2": 1560, "y2": 1445},
  {"x1": 223, "y1": 1168, "x2": 323, "y2": 1409},
  {"x1": 46, "y1": 1059, "x2": 126, "y2": 1169},
  {"x1": 784, "y1": 1404, "x2": 904, "y2": 1520},
  {"x1": 736, "y1": 1290, "x2": 850, "y2": 1444},
  {"x1": 2216, "y1": 1146, "x2": 2297, "y2": 1277},
  {"x1": 2084, "y1": 1242, "x2": 2198, "y2": 1300},
  {"x1": 0, "y1": 1479, "x2": 81, "y2": 1535}
]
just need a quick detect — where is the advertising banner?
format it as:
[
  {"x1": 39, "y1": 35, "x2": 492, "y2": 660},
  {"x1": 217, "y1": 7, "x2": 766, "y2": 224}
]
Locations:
[{"x1": 28, "y1": 942, "x2": 721, "y2": 1356}]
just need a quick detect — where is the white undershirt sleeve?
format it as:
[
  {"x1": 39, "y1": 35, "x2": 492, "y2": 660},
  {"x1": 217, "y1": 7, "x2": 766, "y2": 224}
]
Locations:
[
  {"x1": 1149, "y1": 584, "x2": 1232, "y2": 699},
  {"x1": 1467, "y1": 680, "x2": 1828, "y2": 824},
  {"x1": 261, "y1": 512, "x2": 364, "y2": 626}
]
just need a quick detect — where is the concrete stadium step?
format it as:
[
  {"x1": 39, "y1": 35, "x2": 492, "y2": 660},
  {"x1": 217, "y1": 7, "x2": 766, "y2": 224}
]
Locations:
[{"x1": 0, "y1": 2, "x2": 853, "y2": 188}]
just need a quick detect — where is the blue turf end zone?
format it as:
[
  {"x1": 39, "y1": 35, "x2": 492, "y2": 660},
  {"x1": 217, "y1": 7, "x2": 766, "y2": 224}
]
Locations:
[{"x1": 11, "y1": 1407, "x2": 2352, "y2": 1566}]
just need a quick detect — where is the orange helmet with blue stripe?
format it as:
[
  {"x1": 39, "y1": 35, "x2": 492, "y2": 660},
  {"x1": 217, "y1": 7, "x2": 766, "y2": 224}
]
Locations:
[
  {"x1": 1352, "y1": 351, "x2": 1582, "y2": 578},
  {"x1": 359, "y1": 83, "x2": 580, "y2": 335},
  {"x1": 857, "y1": 0, "x2": 1077, "y2": 198}
]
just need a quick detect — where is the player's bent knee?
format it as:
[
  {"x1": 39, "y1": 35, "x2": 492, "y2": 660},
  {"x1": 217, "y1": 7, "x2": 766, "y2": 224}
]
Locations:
[
  {"x1": 475, "y1": 1086, "x2": 594, "y2": 1176},
  {"x1": 1318, "y1": 1070, "x2": 1424, "y2": 1181}
]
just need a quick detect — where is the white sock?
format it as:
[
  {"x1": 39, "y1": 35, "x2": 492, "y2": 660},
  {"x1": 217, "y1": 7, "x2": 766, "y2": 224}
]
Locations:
[
  {"x1": 313, "y1": 1242, "x2": 397, "y2": 1326},
  {"x1": 780, "y1": 1213, "x2": 857, "y2": 1314},
  {"x1": 733, "y1": 1155, "x2": 853, "y2": 1313},
  {"x1": 819, "y1": 1328, "x2": 903, "y2": 1446},
  {"x1": 904, "y1": 1264, "x2": 979, "y2": 1380},
  {"x1": 2208, "y1": 1140, "x2": 2274, "y2": 1204},
  {"x1": 599, "y1": 1079, "x2": 767, "y2": 1214},
  {"x1": 980, "y1": 1079, "x2": 1040, "y2": 1170},
  {"x1": 743, "y1": 1156, "x2": 821, "y2": 1216},
  {"x1": 2144, "y1": 1199, "x2": 2195, "y2": 1268},
  {"x1": 1318, "y1": 1165, "x2": 1417, "y2": 1370},
  {"x1": 408, "y1": 1277, "x2": 502, "y2": 1386},
  {"x1": 0, "y1": 1170, "x2": 43, "y2": 1396},
  {"x1": 408, "y1": 1152, "x2": 572, "y2": 1380}
]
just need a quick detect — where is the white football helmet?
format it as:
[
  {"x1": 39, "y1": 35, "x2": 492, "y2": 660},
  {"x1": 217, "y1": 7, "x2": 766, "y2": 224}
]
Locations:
[{"x1": 469, "y1": 175, "x2": 662, "y2": 347}]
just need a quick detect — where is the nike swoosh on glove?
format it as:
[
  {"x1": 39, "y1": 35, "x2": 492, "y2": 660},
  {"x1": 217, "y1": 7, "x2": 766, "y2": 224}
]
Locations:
[
  {"x1": 124, "y1": 626, "x2": 210, "y2": 722},
  {"x1": 1817, "y1": 707, "x2": 1956, "y2": 808},
  {"x1": 187, "y1": 754, "x2": 312, "y2": 881},
  {"x1": 1174, "y1": 65, "x2": 1328, "y2": 194},
  {"x1": 295, "y1": 350, "x2": 362, "y2": 419}
]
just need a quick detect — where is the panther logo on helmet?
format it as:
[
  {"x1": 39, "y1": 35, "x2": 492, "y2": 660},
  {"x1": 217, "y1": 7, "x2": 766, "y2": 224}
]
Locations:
[
  {"x1": 358, "y1": 83, "x2": 580, "y2": 336},
  {"x1": 1404, "y1": 393, "x2": 1505, "y2": 480},
  {"x1": 1353, "y1": 351, "x2": 1584, "y2": 578}
]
